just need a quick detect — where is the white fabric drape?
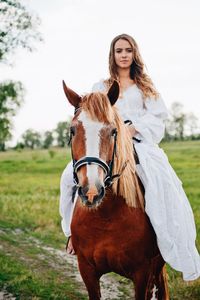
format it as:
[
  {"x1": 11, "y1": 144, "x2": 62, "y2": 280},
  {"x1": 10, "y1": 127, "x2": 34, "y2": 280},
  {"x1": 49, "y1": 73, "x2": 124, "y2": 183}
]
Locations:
[{"x1": 60, "y1": 80, "x2": 200, "y2": 281}]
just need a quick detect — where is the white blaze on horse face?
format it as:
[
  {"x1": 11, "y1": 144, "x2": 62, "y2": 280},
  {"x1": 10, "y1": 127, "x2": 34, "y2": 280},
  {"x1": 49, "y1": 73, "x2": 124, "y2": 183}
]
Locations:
[
  {"x1": 78, "y1": 111, "x2": 104, "y2": 185},
  {"x1": 150, "y1": 284, "x2": 158, "y2": 300}
]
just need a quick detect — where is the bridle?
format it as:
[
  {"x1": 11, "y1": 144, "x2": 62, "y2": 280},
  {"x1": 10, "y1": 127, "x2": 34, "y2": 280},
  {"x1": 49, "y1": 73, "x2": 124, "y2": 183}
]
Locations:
[
  {"x1": 69, "y1": 127, "x2": 122, "y2": 189},
  {"x1": 68, "y1": 115, "x2": 139, "y2": 207}
]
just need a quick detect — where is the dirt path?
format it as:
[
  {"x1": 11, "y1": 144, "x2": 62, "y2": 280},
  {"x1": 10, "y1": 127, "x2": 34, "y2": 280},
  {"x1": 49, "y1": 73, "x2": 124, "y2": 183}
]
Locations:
[
  {"x1": 0, "y1": 290, "x2": 16, "y2": 300},
  {"x1": 30, "y1": 236, "x2": 134, "y2": 300},
  {"x1": 0, "y1": 228, "x2": 134, "y2": 300}
]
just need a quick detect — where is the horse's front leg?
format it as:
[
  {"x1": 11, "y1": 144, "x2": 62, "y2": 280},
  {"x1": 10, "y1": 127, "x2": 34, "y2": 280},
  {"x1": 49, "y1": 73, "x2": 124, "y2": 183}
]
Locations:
[
  {"x1": 78, "y1": 255, "x2": 101, "y2": 300},
  {"x1": 133, "y1": 263, "x2": 149, "y2": 300}
]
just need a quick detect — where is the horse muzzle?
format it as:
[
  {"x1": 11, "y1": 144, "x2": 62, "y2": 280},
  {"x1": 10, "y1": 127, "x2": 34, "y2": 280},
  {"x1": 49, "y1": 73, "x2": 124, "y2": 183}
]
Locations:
[{"x1": 78, "y1": 184, "x2": 105, "y2": 208}]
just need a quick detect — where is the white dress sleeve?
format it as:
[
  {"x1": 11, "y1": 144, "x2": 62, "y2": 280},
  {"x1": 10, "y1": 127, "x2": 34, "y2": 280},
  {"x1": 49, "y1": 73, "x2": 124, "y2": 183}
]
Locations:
[
  {"x1": 91, "y1": 79, "x2": 106, "y2": 92},
  {"x1": 131, "y1": 96, "x2": 169, "y2": 144}
]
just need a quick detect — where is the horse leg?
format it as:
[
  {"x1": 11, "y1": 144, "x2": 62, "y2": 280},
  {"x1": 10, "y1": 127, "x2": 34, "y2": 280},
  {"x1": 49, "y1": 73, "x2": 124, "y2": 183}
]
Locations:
[
  {"x1": 133, "y1": 263, "x2": 150, "y2": 300},
  {"x1": 144, "y1": 266, "x2": 169, "y2": 300},
  {"x1": 78, "y1": 258, "x2": 101, "y2": 300},
  {"x1": 133, "y1": 256, "x2": 169, "y2": 300},
  {"x1": 145, "y1": 256, "x2": 169, "y2": 300}
]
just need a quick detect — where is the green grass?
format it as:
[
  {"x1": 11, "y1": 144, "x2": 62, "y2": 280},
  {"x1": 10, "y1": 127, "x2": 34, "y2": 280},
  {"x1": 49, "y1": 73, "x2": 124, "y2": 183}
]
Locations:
[
  {"x1": 0, "y1": 251, "x2": 85, "y2": 300},
  {"x1": 0, "y1": 148, "x2": 87, "y2": 299},
  {"x1": 0, "y1": 148, "x2": 70, "y2": 242},
  {"x1": 0, "y1": 142, "x2": 200, "y2": 299}
]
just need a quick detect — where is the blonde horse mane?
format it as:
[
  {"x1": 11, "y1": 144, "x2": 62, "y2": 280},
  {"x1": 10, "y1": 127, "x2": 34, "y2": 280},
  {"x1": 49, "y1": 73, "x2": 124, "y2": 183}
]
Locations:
[{"x1": 80, "y1": 92, "x2": 144, "y2": 210}]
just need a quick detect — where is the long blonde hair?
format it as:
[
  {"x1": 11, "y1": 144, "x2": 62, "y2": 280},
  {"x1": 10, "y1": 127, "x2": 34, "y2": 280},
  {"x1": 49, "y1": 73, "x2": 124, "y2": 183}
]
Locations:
[{"x1": 106, "y1": 33, "x2": 159, "y2": 99}]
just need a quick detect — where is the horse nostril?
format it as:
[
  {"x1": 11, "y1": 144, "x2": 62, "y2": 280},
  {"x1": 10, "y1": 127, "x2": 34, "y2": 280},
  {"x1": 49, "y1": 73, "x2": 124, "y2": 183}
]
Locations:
[
  {"x1": 98, "y1": 186, "x2": 105, "y2": 199},
  {"x1": 78, "y1": 186, "x2": 88, "y2": 199},
  {"x1": 82, "y1": 186, "x2": 89, "y2": 195},
  {"x1": 96, "y1": 182, "x2": 104, "y2": 193}
]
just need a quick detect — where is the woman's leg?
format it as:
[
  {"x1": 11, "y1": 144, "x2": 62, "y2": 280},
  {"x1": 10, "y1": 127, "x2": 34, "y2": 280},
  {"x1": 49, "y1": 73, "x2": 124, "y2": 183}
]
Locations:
[
  {"x1": 59, "y1": 161, "x2": 75, "y2": 238},
  {"x1": 135, "y1": 142, "x2": 200, "y2": 280}
]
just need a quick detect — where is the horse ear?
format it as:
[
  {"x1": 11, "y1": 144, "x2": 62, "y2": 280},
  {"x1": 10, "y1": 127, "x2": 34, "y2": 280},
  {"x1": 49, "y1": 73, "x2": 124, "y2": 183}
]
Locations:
[
  {"x1": 107, "y1": 80, "x2": 120, "y2": 106},
  {"x1": 62, "y1": 80, "x2": 81, "y2": 108}
]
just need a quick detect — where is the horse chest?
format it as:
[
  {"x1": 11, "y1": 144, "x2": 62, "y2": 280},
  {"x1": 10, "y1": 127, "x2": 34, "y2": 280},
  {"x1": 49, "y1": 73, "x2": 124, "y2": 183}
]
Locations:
[{"x1": 71, "y1": 201, "x2": 155, "y2": 266}]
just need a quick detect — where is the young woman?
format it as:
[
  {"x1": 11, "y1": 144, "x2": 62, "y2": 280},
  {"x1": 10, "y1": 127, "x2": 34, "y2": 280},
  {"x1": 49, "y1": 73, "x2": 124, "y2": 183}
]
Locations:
[{"x1": 60, "y1": 33, "x2": 200, "y2": 281}]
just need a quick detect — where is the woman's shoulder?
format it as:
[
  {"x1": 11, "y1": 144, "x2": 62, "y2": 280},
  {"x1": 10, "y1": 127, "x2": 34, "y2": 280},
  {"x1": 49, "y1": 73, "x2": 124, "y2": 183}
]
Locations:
[
  {"x1": 91, "y1": 79, "x2": 107, "y2": 92},
  {"x1": 145, "y1": 94, "x2": 169, "y2": 118}
]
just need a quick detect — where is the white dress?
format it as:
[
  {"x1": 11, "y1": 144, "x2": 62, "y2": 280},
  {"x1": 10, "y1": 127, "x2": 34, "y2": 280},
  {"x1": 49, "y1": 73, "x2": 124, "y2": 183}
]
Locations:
[{"x1": 60, "y1": 80, "x2": 200, "y2": 281}]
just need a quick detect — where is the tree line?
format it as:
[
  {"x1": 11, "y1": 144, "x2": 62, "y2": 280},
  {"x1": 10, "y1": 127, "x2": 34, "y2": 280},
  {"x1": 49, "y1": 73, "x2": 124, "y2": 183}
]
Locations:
[
  {"x1": 0, "y1": 1, "x2": 199, "y2": 151},
  {"x1": 13, "y1": 101, "x2": 200, "y2": 150},
  {"x1": 164, "y1": 102, "x2": 200, "y2": 141},
  {"x1": 15, "y1": 121, "x2": 71, "y2": 150}
]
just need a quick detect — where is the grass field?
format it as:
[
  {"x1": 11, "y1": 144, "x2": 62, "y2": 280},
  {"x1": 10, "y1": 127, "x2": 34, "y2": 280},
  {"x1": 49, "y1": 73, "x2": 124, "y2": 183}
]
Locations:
[{"x1": 0, "y1": 141, "x2": 200, "y2": 299}]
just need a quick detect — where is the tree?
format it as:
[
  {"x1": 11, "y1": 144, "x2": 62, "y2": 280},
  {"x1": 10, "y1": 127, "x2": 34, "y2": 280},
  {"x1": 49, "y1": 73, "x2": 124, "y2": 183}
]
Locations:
[
  {"x1": 168, "y1": 102, "x2": 187, "y2": 140},
  {"x1": 0, "y1": 0, "x2": 42, "y2": 63},
  {"x1": 22, "y1": 129, "x2": 41, "y2": 149},
  {"x1": 0, "y1": 81, "x2": 24, "y2": 150},
  {"x1": 0, "y1": 0, "x2": 42, "y2": 150},
  {"x1": 164, "y1": 101, "x2": 200, "y2": 141},
  {"x1": 186, "y1": 113, "x2": 199, "y2": 139},
  {"x1": 164, "y1": 118, "x2": 174, "y2": 141},
  {"x1": 43, "y1": 130, "x2": 54, "y2": 149},
  {"x1": 55, "y1": 121, "x2": 70, "y2": 147}
]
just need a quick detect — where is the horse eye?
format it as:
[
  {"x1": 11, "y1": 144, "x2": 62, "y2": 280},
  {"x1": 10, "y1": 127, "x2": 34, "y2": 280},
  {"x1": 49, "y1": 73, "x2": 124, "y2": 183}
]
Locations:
[
  {"x1": 111, "y1": 128, "x2": 117, "y2": 136},
  {"x1": 70, "y1": 126, "x2": 75, "y2": 136}
]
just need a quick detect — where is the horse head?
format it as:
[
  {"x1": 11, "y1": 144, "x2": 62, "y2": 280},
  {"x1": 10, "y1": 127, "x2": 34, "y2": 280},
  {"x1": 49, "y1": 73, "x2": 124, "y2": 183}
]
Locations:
[{"x1": 63, "y1": 80, "x2": 120, "y2": 208}]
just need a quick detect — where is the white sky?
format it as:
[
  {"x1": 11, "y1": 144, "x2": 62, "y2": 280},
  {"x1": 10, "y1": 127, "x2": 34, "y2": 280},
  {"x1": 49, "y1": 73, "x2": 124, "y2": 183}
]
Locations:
[{"x1": 1, "y1": 0, "x2": 200, "y2": 145}]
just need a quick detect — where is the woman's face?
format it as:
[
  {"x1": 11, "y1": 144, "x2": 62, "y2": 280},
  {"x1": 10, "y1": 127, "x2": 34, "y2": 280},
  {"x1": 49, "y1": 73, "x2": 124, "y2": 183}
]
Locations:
[{"x1": 114, "y1": 39, "x2": 134, "y2": 69}]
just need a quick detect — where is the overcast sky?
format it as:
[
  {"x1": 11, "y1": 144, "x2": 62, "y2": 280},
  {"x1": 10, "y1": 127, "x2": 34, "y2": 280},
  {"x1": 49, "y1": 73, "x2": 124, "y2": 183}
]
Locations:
[{"x1": 1, "y1": 0, "x2": 200, "y2": 145}]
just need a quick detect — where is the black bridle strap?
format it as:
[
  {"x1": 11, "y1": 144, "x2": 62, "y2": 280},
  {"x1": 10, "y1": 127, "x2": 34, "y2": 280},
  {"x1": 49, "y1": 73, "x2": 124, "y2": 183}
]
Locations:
[
  {"x1": 104, "y1": 130, "x2": 118, "y2": 186},
  {"x1": 72, "y1": 130, "x2": 118, "y2": 187},
  {"x1": 108, "y1": 130, "x2": 117, "y2": 174},
  {"x1": 105, "y1": 160, "x2": 128, "y2": 184},
  {"x1": 132, "y1": 137, "x2": 141, "y2": 164},
  {"x1": 74, "y1": 156, "x2": 110, "y2": 175}
]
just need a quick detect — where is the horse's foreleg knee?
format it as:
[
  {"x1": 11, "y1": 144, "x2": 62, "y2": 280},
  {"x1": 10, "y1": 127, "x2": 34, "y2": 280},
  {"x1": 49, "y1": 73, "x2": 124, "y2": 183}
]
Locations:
[
  {"x1": 78, "y1": 259, "x2": 101, "y2": 300},
  {"x1": 133, "y1": 265, "x2": 149, "y2": 300}
]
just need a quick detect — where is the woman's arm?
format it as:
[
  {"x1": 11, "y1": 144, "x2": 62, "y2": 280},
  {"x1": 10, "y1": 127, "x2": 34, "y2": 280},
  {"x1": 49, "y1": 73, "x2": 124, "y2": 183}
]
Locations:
[{"x1": 129, "y1": 96, "x2": 169, "y2": 144}]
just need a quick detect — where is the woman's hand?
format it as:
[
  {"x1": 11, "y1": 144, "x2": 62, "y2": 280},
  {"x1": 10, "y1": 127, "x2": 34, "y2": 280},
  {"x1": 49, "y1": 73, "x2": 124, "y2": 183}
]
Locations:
[
  {"x1": 66, "y1": 236, "x2": 75, "y2": 255},
  {"x1": 127, "y1": 124, "x2": 138, "y2": 137}
]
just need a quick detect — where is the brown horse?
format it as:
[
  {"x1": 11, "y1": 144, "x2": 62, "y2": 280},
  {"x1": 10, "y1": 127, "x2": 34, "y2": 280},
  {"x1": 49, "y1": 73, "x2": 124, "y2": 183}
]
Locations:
[{"x1": 63, "y1": 80, "x2": 169, "y2": 300}]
